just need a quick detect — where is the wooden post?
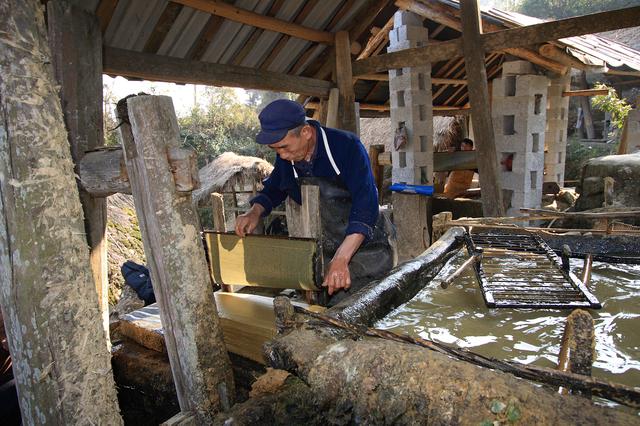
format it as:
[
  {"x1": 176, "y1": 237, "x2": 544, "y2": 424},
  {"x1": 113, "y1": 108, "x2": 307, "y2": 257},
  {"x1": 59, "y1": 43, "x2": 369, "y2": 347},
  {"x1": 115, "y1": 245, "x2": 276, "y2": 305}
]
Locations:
[
  {"x1": 47, "y1": 0, "x2": 110, "y2": 333},
  {"x1": 335, "y1": 31, "x2": 358, "y2": 134},
  {"x1": 460, "y1": 0, "x2": 505, "y2": 217},
  {"x1": 578, "y1": 71, "x2": 596, "y2": 140},
  {"x1": 285, "y1": 184, "x2": 325, "y2": 304},
  {"x1": 0, "y1": 0, "x2": 121, "y2": 423},
  {"x1": 326, "y1": 87, "x2": 340, "y2": 129},
  {"x1": 211, "y1": 192, "x2": 235, "y2": 293},
  {"x1": 120, "y1": 95, "x2": 234, "y2": 421},
  {"x1": 368, "y1": 144, "x2": 385, "y2": 203}
]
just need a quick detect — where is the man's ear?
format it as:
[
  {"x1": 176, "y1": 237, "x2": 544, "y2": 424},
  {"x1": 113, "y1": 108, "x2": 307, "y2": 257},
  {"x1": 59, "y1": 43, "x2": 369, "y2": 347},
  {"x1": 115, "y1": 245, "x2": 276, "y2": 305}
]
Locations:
[{"x1": 301, "y1": 123, "x2": 313, "y2": 139}]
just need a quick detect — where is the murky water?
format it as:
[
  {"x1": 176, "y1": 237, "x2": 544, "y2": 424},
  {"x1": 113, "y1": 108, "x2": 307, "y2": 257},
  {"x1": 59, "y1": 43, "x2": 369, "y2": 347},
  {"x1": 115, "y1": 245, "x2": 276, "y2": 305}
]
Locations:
[{"x1": 376, "y1": 250, "x2": 640, "y2": 388}]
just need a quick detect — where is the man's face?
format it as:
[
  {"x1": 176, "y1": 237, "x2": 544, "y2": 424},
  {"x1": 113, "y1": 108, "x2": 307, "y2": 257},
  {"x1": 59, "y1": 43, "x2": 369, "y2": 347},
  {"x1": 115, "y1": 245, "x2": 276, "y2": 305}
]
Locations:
[{"x1": 268, "y1": 125, "x2": 312, "y2": 162}]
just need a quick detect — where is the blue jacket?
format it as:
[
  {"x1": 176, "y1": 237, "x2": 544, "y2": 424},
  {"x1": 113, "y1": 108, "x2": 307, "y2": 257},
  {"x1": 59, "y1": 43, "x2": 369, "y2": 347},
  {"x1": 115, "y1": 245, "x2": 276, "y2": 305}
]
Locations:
[{"x1": 251, "y1": 120, "x2": 379, "y2": 240}]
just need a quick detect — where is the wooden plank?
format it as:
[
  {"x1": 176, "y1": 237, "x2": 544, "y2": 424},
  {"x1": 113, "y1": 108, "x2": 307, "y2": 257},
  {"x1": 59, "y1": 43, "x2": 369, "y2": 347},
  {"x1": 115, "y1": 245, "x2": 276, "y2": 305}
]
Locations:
[
  {"x1": 143, "y1": 2, "x2": 183, "y2": 54},
  {"x1": 48, "y1": 1, "x2": 110, "y2": 332},
  {"x1": 335, "y1": 31, "x2": 358, "y2": 134},
  {"x1": 120, "y1": 295, "x2": 326, "y2": 365},
  {"x1": 0, "y1": 0, "x2": 121, "y2": 422},
  {"x1": 325, "y1": 88, "x2": 340, "y2": 129},
  {"x1": 121, "y1": 95, "x2": 234, "y2": 421},
  {"x1": 96, "y1": 0, "x2": 118, "y2": 33},
  {"x1": 460, "y1": 0, "x2": 504, "y2": 217},
  {"x1": 562, "y1": 89, "x2": 609, "y2": 97},
  {"x1": 104, "y1": 47, "x2": 333, "y2": 97},
  {"x1": 172, "y1": 0, "x2": 334, "y2": 44},
  {"x1": 354, "y1": 5, "x2": 640, "y2": 76},
  {"x1": 78, "y1": 147, "x2": 130, "y2": 196},
  {"x1": 205, "y1": 233, "x2": 320, "y2": 290},
  {"x1": 185, "y1": 15, "x2": 225, "y2": 61}
]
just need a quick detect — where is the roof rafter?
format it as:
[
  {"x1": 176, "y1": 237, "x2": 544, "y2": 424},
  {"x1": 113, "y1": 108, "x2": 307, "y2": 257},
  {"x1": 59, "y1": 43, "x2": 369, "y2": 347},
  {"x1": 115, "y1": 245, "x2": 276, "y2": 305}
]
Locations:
[
  {"x1": 171, "y1": 0, "x2": 335, "y2": 44},
  {"x1": 353, "y1": 5, "x2": 640, "y2": 76}
]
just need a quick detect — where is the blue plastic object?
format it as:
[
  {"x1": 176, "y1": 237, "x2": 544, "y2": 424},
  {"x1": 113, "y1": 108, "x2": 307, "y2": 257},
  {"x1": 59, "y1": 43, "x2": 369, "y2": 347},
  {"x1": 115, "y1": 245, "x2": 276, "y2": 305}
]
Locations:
[{"x1": 389, "y1": 183, "x2": 434, "y2": 196}]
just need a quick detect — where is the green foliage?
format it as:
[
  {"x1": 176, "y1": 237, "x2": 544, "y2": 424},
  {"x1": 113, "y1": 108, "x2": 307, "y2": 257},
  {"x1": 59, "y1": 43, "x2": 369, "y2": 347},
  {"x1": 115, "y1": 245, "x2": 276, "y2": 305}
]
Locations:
[
  {"x1": 590, "y1": 83, "x2": 632, "y2": 131},
  {"x1": 178, "y1": 87, "x2": 272, "y2": 167},
  {"x1": 507, "y1": 0, "x2": 639, "y2": 19},
  {"x1": 564, "y1": 135, "x2": 614, "y2": 181},
  {"x1": 103, "y1": 82, "x2": 120, "y2": 147}
]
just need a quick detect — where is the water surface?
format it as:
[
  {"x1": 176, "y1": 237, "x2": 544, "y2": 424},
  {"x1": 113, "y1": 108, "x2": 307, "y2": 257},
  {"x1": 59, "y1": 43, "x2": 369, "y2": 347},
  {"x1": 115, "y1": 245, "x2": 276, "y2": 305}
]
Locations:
[{"x1": 376, "y1": 251, "x2": 640, "y2": 388}]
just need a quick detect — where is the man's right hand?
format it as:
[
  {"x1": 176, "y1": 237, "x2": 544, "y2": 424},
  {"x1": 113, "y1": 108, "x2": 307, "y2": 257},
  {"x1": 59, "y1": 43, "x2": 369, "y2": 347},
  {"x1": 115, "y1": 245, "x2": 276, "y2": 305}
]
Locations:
[{"x1": 235, "y1": 203, "x2": 265, "y2": 237}]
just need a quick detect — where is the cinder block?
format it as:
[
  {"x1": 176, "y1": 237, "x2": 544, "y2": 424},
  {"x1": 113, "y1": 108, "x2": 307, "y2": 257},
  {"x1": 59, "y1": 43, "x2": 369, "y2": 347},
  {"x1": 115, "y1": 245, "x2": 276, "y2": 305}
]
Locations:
[
  {"x1": 393, "y1": 10, "x2": 424, "y2": 27},
  {"x1": 515, "y1": 75, "x2": 549, "y2": 97},
  {"x1": 502, "y1": 60, "x2": 535, "y2": 75}
]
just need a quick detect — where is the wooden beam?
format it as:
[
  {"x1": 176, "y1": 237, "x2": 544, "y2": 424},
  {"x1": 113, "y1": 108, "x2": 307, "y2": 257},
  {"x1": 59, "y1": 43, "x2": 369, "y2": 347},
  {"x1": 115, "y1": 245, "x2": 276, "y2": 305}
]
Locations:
[
  {"x1": 356, "y1": 74, "x2": 468, "y2": 85},
  {"x1": 104, "y1": 47, "x2": 333, "y2": 96},
  {"x1": 395, "y1": 0, "x2": 567, "y2": 73},
  {"x1": 258, "y1": 0, "x2": 319, "y2": 70},
  {"x1": 143, "y1": 2, "x2": 183, "y2": 53},
  {"x1": 121, "y1": 95, "x2": 235, "y2": 421},
  {"x1": 538, "y1": 43, "x2": 606, "y2": 72},
  {"x1": 48, "y1": 1, "x2": 110, "y2": 332},
  {"x1": 0, "y1": 0, "x2": 122, "y2": 422},
  {"x1": 185, "y1": 14, "x2": 225, "y2": 61},
  {"x1": 461, "y1": 0, "x2": 504, "y2": 217},
  {"x1": 171, "y1": 0, "x2": 334, "y2": 44},
  {"x1": 335, "y1": 31, "x2": 358, "y2": 133},
  {"x1": 562, "y1": 89, "x2": 609, "y2": 97},
  {"x1": 355, "y1": 5, "x2": 640, "y2": 76},
  {"x1": 358, "y1": 15, "x2": 394, "y2": 60},
  {"x1": 96, "y1": 0, "x2": 118, "y2": 33},
  {"x1": 482, "y1": 7, "x2": 640, "y2": 53},
  {"x1": 606, "y1": 69, "x2": 640, "y2": 77},
  {"x1": 296, "y1": 0, "x2": 389, "y2": 80},
  {"x1": 380, "y1": 150, "x2": 478, "y2": 172}
]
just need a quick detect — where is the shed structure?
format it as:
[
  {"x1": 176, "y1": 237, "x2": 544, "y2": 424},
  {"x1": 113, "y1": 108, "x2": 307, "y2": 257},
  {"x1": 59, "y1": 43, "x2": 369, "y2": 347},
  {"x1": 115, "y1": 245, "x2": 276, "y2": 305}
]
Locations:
[{"x1": 2, "y1": 0, "x2": 640, "y2": 422}]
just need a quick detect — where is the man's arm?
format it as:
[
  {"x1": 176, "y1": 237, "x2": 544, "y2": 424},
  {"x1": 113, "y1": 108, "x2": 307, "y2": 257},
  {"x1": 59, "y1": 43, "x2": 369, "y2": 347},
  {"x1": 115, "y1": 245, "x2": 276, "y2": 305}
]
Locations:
[
  {"x1": 235, "y1": 203, "x2": 265, "y2": 237},
  {"x1": 323, "y1": 233, "x2": 365, "y2": 295},
  {"x1": 235, "y1": 159, "x2": 288, "y2": 237},
  {"x1": 323, "y1": 133, "x2": 379, "y2": 295}
]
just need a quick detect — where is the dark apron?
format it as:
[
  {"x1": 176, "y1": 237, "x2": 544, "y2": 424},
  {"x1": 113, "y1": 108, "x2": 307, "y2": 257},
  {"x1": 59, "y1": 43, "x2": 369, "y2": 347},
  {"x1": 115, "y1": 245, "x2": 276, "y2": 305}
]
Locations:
[{"x1": 299, "y1": 177, "x2": 397, "y2": 305}]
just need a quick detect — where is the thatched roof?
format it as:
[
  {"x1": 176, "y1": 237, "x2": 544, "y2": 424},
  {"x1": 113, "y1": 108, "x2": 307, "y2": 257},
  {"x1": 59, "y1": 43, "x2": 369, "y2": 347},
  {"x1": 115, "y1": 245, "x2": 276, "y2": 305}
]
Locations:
[
  {"x1": 192, "y1": 152, "x2": 273, "y2": 207},
  {"x1": 360, "y1": 117, "x2": 464, "y2": 153}
]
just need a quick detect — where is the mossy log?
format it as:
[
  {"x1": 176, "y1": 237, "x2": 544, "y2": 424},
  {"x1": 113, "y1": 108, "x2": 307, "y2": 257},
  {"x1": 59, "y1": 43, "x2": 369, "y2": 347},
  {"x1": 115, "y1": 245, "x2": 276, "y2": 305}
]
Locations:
[
  {"x1": 328, "y1": 227, "x2": 464, "y2": 326},
  {"x1": 265, "y1": 327, "x2": 637, "y2": 425}
]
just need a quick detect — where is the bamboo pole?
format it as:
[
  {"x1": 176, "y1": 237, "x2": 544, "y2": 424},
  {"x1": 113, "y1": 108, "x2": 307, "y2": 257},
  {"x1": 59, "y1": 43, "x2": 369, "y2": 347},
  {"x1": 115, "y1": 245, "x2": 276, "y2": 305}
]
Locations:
[{"x1": 440, "y1": 252, "x2": 482, "y2": 289}]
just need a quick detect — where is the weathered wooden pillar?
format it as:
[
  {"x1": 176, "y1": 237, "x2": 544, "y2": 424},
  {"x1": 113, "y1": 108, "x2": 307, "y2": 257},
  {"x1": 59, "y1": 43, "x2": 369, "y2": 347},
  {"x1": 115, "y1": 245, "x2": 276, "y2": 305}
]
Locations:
[
  {"x1": 286, "y1": 184, "x2": 324, "y2": 304},
  {"x1": 460, "y1": 0, "x2": 505, "y2": 217},
  {"x1": 119, "y1": 95, "x2": 234, "y2": 422},
  {"x1": 47, "y1": 0, "x2": 110, "y2": 332},
  {"x1": 335, "y1": 31, "x2": 358, "y2": 134},
  {"x1": 0, "y1": 0, "x2": 122, "y2": 423}
]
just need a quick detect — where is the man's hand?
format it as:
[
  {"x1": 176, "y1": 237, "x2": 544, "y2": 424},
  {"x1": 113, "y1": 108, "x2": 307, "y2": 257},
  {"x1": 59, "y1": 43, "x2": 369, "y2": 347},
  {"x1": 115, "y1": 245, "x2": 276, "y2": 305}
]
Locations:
[
  {"x1": 323, "y1": 258, "x2": 351, "y2": 295},
  {"x1": 235, "y1": 203, "x2": 265, "y2": 237},
  {"x1": 322, "y1": 233, "x2": 365, "y2": 295}
]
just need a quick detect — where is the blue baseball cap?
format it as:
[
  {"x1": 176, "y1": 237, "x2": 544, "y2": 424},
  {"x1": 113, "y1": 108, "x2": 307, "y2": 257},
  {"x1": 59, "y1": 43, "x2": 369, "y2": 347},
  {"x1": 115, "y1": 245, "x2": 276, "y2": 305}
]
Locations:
[{"x1": 256, "y1": 99, "x2": 307, "y2": 145}]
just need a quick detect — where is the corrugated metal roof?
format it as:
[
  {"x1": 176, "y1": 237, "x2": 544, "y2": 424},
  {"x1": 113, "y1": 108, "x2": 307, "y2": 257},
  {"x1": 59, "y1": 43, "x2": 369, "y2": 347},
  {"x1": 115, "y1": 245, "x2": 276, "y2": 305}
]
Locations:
[
  {"x1": 94, "y1": 0, "x2": 639, "y2": 112},
  {"x1": 440, "y1": 0, "x2": 640, "y2": 72}
]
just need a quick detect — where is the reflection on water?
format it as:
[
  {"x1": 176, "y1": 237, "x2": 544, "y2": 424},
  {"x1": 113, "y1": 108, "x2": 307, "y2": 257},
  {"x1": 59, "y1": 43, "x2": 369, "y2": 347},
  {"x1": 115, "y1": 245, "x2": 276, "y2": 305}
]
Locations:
[{"x1": 375, "y1": 250, "x2": 640, "y2": 388}]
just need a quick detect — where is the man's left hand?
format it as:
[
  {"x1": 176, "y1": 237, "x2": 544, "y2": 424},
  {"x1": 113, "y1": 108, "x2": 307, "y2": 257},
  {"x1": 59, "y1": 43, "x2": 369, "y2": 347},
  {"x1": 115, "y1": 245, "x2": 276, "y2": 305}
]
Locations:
[{"x1": 323, "y1": 258, "x2": 351, "y2": 295}]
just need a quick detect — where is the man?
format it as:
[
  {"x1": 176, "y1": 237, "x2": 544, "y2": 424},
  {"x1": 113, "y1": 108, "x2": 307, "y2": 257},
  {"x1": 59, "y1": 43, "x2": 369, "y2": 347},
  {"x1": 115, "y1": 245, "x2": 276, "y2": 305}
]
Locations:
[
  {"x1": 235, "y1": 99, "x2": 379, "y2": 296},
  {"x1": 443, "y1": 138, "x2": 475, "y2": 199}
]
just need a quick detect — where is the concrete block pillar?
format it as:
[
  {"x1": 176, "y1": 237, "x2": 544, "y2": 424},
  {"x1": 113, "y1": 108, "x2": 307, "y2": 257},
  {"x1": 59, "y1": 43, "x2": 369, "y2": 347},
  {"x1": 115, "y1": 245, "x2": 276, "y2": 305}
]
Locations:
[
  {"x1": 388, "y1": 10, "x2": 433, "y2": 185},
  {"x1": 544, "y1": 73, "x2": 570, "y2": 185},
  {"x1": 624, "y1": 97, "x2": 640, "y2": 154},
  {"x1": 388, "y1": 10, "x2": 432, "y2": 260},
  {"x1": 492, "y1": 61, "x2": 549, "y2": 216}
]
